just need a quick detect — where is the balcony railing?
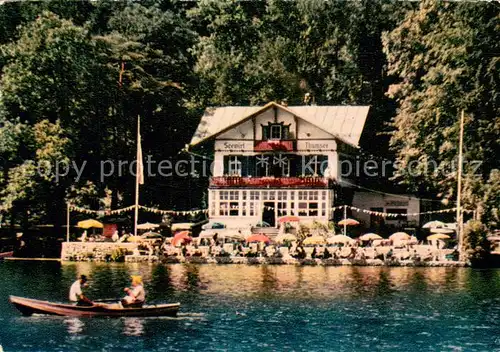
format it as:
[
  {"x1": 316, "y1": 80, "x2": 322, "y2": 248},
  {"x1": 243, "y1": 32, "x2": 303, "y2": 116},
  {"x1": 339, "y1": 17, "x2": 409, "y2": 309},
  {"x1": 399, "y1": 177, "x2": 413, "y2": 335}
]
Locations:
[
  {"x1": 210, "y1": 176, "x2": 330, "y2": 188},
  {"x1": 254, "y1": 140, "x2": 294, "y2": 152}
]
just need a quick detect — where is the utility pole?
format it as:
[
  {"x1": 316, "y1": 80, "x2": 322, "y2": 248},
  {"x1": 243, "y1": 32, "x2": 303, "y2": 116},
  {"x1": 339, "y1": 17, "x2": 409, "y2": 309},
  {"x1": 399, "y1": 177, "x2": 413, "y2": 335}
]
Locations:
[{"x1": 457, "y1": 110, "x2": 465, "y2": 261}]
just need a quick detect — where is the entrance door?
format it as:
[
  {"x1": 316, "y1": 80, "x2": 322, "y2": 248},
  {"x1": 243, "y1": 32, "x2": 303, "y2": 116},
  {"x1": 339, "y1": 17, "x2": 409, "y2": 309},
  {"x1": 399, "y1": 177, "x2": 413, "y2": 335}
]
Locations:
[{"x1": 262, "y1": 202, "x2": 276, "y2": 227}]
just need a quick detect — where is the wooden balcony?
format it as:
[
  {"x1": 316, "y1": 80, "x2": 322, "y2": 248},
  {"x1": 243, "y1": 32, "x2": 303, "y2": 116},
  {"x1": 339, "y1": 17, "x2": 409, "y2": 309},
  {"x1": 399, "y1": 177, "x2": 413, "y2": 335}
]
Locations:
[
  {"x1": 209, "y1": 176, "x2": 330, "y2": 188},
  {"x1": 254, "y1": 140, "x2": 294, "y2": 152}
]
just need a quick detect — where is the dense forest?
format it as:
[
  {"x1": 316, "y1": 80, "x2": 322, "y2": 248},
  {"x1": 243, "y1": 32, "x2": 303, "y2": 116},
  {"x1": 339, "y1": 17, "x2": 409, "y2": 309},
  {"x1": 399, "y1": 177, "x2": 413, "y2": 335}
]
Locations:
[{"x1": 0, "y1": 0, "x2": 498, "y2": 233}]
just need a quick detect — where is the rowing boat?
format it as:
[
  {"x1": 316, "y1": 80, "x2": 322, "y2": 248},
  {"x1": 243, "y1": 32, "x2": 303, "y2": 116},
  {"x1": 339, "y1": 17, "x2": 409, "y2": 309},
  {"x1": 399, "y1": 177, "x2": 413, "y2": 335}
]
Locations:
[
  {"x1": 9, "y1": 296, "x2": 180, "y2": 317},
  {"x1": 0, "y1": 251, "x2": 13, "y2": 259}
]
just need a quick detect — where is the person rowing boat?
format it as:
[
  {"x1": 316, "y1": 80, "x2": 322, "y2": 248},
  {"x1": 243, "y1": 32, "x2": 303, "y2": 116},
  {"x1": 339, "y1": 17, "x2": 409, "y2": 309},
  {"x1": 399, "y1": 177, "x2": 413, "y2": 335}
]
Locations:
[{"x1": 69, "y1": 275, "x2": 93, "y2": 306}]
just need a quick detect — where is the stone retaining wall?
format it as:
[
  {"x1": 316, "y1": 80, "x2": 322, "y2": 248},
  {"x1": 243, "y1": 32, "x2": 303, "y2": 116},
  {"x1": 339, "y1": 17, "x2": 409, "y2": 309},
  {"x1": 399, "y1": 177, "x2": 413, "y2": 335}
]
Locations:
[
  {"x1": 60, "y1": 243, "x2": 468, "y2": 267},
  {"x1": 61, "y1": 242, "x2": 139, "y2": 261}
]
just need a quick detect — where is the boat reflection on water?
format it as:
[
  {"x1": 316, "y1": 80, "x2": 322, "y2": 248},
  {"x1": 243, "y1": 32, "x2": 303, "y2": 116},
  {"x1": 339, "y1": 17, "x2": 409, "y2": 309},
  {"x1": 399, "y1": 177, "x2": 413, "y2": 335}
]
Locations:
[
  {"x1": 123, "y1": 317, "x2": 144, "y2": 336},
  {"x1": 64, "y1": 317, "x2": 84, "y2": 334}
]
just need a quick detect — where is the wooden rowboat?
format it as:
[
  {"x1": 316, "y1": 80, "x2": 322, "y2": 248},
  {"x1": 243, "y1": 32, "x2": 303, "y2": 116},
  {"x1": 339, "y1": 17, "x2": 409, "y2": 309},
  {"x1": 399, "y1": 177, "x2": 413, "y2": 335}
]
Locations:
[
  {"x1": 0, "y1": 251, "x2": 13, "y2": 259},
  {"x1": 9, "y1": 296, "x2": 180, "y2": 317}
]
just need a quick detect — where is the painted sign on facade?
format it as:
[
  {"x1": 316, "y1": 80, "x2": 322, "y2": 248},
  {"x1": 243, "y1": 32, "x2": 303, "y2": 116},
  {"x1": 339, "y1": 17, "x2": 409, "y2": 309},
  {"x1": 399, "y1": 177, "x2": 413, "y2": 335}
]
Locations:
[
  {"x1": 296, "y1": 140, "x2": 336, "y2": 151},
  {"x1": 215, "y1": 140, "x2": 254, "y2": 152}
]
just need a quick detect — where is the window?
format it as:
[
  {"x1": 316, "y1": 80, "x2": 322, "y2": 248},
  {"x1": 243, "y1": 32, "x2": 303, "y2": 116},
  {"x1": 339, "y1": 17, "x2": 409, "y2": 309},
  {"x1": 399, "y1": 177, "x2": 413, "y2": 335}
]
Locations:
[
  {"x1": 242, "y1": 191, "x2": 247, "y2": 200},
  {"x1": 277, "y1": 202, "x2": 287, "y2": 217},
  {"x1": 272, "y1": 156, "x2": 290, "y2": 177},
  {"x1": 308, "y1": 202, "x2": 318, "y2": 216},
  {"x1": 242, "y1": 202, "x2": 247, "y2": 216},
  {"x1": 298, "y1": 191, "x2": 307, "y2": 201},
  {"x1": 229, "y1": 191, "x2": 239, "y2": 200},
  {"x1": 303, "y1": 155, "x2": 328, "y2": 176},
  {"x1": 229, "y1": 202, "x2": 239, "y2": 216},
  {"x1": 268, "y1": 191, "x2": 275, "y2": 200},
  {"x1": 322, "y1": 191, "x2": 327, "y2": 201},
  {"x1": 321, "y1": 203, "x2": 326, "y2": 216},
  {"x1": 256, "y1": 154, "x2": 270, "y2": 177},
  {"x1": 210, "y1": 202, "x2": 216, "y2": 216},
  {"x1": 262, "y1": 123, "x2": 291, "y2": 140},
  {"x1": 290, "y1": 202, "x2": 295, "y2": 215},
  {"x1": 250, "y1": 202, "x2": 256, "y2": 216},
  {"x1": 298, "y1": 202, "x2": 307, "y2": 216},
  {"x1": 309, "y1": 191, "x2": 318, "y2": 200},
  {"x1": 219, "y1": 202, "x2": 229, "y2": 216},
  {"x1": 228, "y1": 156, "x2": 242, "y2": 176},
  {"x1": 250, "y1": 191, "x2": 260, "y2": 200},
  {"x1": 277, "y1": 191, "x2": 287, "y2": 201},
  {"x1": 220, "y1": 191, "x2": 229, "y2": 200},
  {"x1": 270, "y1": 125, "x2": 281, "y2": 139}
]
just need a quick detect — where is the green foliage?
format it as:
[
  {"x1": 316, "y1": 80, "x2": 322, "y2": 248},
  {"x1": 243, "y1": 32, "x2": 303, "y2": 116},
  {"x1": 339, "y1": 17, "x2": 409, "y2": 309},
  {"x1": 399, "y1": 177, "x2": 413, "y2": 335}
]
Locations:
[
  {"x1": 311, "y1": 220, "x2": 328, "y2": 236},
  {"x1": 463, "y1": 220, "x2": 491, "y2": 265},
  {"x1": 110, "y1": 247, "x2": 126, "y2": 262},
  {"x1": 296, "y1": 223, "x2": 310, "y2": 242},
  {"x1": 384, "y1": 1, "x2": 500, "y2": 226}
]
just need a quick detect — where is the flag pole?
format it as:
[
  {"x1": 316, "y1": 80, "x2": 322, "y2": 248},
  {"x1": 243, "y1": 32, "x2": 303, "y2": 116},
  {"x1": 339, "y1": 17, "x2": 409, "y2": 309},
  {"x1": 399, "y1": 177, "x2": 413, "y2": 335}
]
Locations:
[
  {"x1": 343, "y1": 205, "x2": 347, "y2": 236},
  {"x1": 66, "y1": 202, "x2": 70, "y2": 242},
  {"x1": 457, "y1": 110, "x2": 465, "y2": 261},
  {"x1": 134, "y1": 115, "x2": 142, "y2": 237}
]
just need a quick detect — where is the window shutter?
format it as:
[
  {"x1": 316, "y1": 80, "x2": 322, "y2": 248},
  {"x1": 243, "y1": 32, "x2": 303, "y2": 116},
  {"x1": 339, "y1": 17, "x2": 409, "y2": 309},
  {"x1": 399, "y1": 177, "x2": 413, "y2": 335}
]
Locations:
[
  {"x1": 223, "y1": 156, "x2": 229, "y2": 175},
  {"x1": 262, "y1": 125, "x2": 269, "y2": 140},
  {"x1": 241, "y1": 156, "x2": 249, "y2": 177},
  {"x1": 283, "y1": 126, "x2": 290, "y2": 139}
]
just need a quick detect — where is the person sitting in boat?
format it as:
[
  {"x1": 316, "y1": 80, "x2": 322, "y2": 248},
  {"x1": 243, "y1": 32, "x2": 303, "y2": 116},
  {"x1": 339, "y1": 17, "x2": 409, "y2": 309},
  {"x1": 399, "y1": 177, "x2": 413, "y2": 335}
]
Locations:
[
  {"x1": 122, "y1": 275, "x2": 145, "y2": 308},
  {"x1": 69, "y1": 275, "x2": 93, "y2": 306}
]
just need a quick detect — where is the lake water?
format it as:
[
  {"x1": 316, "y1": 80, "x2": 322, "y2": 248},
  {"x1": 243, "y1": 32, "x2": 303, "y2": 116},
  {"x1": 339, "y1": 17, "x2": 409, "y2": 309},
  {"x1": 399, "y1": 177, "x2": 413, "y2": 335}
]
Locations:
[{"x1": 1, "y1": 262, "x2": 500, "y2": 351}]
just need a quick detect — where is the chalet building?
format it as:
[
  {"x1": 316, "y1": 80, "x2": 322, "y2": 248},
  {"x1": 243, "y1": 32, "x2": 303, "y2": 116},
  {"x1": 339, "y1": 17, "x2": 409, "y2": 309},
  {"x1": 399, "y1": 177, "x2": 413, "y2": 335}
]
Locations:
[{"x1": 189, "y1": 101, "x2": 370, "y2": 229}]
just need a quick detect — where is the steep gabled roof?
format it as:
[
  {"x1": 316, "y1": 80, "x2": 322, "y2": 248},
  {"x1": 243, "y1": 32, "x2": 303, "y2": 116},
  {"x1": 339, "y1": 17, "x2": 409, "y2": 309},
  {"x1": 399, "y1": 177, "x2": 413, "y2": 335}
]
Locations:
[{"x1": 189, "y1": 101, "x2": 370, "y2": 148}]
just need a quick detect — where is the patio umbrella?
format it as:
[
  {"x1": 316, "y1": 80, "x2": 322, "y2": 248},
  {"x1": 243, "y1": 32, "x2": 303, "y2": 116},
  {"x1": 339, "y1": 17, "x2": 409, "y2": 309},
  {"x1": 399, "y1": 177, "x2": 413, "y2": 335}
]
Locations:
[
  {"x1": 199, "y1": 230, "x2": 216, "y2": 239},
  {"x1": 303, "y1": 236, "x2": 326, "y2": 245},
  {"x1": 338, "y1": 218, "x2": 360, "y2": 226},
  {"x1": 427, "y1": 234, "x2": 451, "y2": 241},
  {"x1": 141, "y1": 231, "x2": 161, "y2": 238},
  {"x1": 430, "y1": 227, "x2": 454, "y2": 234},
  {"x1": 278, "y1": 216, "x2": 300, "y2": 223},
  {"x1": 422, "y1": 220, "x2": 446, "y2": 229},
  {"x1": 172, "y1": 231, "x2": 192, "y2": 246},
  {"x1": 327, "y1": 235, "x2": 354, "y2": 244},
  {"x1": 137, "y1": 222, "x2": 160, "y2": 230},
  {"x1": 359, "y1": 233, "x2": 382, "y2": 241},
  {"x1": 128, "y1": 236, "x2": 142, "y2": 243},
  {"x1": 202, "y1": 222, "x2": 225, "y2": 230},
  {"x1": 77, "y1": 219, "x2": 103, "y2": 229},
  {"x1": 246, "y1": 234, "x2": 271, "y2": 244},
  {"x1": 389, "y1": 232, "x2": 410, "y2": 241},
  {"x1": 372, "y1": 239, "x2": 391, "y2": 247},
  {"x1": 275, "y1": 233, "x2": 297, "y2": 244}
]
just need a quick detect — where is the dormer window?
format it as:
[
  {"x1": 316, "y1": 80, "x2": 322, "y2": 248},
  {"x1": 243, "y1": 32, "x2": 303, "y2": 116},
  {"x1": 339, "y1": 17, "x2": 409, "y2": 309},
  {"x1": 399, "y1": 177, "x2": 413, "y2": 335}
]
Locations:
[
  {"x1": 262, "y1": 122, "x2": 290, "y2": 140},
  {"x1": 270, "y1": 125, "x2": 281, "y2": 139}
]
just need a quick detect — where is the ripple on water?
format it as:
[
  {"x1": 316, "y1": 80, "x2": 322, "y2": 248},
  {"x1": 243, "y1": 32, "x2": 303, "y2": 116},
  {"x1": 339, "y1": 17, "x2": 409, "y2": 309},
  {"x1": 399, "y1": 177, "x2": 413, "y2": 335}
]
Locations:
[{"x1": 2, "y1": 263, "x2": 500, "y2": 351}]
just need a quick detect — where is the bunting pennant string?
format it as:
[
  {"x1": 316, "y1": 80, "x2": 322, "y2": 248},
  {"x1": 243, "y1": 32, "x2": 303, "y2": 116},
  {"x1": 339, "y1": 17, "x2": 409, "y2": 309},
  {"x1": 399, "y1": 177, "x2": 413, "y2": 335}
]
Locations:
[
  {"x1": 68, "y1": 204, "x2": 209, "y2": 216},
  {"x1": 69, "y1": 203, "x2": 472, "y2": 218},
  {"x1": 331, "y1": 205, "x2": 472, "y2": 218}
]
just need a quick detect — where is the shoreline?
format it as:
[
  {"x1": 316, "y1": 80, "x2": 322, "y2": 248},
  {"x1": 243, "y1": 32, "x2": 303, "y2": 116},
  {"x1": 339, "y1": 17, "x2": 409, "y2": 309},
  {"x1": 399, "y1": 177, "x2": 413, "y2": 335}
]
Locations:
[{"x1": 59, "y1": 255, "x2": 467, "y2": 267}]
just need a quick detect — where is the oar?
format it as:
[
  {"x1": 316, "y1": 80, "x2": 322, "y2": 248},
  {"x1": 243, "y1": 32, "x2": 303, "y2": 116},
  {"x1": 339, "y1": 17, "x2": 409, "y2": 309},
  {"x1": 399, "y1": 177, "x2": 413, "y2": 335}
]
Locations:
[{"x1": 92, "y1": 298, "x2": 121, "y2": 303}]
